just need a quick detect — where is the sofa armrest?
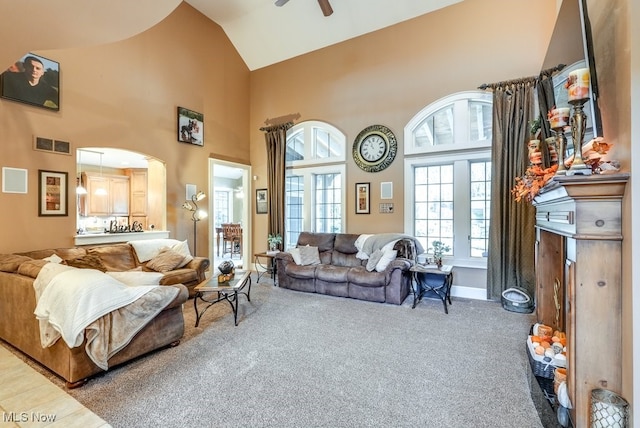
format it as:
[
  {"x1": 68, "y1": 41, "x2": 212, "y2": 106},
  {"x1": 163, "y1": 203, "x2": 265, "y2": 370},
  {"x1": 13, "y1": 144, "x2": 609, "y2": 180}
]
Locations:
[
  {"x1": 164, "y1": 284, "x2": 189, "y2": 309},
  {"x1": 275, "y1": 252, "x2": 294, "y2": 263},
  {"x1": 388, "y1": 258, "x2": 412, "y2": 271},
  {"x1": 184, "y1": 256, "x2": 210, "y2": 282}
]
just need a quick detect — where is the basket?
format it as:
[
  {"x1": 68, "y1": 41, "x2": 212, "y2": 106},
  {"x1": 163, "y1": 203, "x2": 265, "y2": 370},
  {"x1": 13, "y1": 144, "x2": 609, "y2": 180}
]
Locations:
[
  {"x1": 526, "y1": 336, "x2": 566, "y2": 379},
  {"x1": 501, "y1": 287, "x2": 534, "y2": 313}
]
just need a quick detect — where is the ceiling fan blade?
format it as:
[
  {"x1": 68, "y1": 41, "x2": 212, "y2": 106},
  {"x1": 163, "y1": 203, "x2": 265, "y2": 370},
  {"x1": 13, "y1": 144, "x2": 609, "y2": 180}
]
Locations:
[
  {"x1": 274, "y1": 0, "x2": 289, "y2": 7},
  {"x1": 318, "y1": 0, "x2": 333, "y2": 16}
]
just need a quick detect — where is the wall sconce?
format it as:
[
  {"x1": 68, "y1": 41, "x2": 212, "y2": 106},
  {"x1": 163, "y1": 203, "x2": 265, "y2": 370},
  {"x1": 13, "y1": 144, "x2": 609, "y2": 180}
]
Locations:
[{"x1": 182, "y1": 190, "x2": 207, "y2": 255}]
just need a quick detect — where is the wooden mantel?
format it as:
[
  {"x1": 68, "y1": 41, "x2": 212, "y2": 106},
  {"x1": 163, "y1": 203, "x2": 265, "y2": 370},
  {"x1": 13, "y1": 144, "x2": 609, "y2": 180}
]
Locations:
[{"x1": 532, "y1": 173, "x2": 629, "y2": 427}]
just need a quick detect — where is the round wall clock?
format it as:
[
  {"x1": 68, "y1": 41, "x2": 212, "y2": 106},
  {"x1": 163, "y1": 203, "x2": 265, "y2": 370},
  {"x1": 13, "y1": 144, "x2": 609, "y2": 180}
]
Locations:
[{"x1": 352, "y1": 124, "x2": 397, "y2": 172}]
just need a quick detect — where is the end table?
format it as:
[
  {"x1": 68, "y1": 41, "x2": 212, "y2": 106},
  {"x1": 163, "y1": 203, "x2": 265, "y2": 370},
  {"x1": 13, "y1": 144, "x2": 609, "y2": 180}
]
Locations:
[{"x1": 409, "y1": 264, "x2": 453, "y2": 313}]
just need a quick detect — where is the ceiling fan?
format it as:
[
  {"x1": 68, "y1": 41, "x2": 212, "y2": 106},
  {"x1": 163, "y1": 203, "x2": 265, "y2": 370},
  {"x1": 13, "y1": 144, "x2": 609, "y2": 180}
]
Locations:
[{"x1": 275, "y1": 0, "x2": 333, "y2": 17}]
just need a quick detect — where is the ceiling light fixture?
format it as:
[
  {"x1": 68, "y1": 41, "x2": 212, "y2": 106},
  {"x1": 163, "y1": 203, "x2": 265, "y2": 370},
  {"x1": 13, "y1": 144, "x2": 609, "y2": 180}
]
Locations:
[{"x1": 94, "y1": 152, "x2": 108, "y2": 196}]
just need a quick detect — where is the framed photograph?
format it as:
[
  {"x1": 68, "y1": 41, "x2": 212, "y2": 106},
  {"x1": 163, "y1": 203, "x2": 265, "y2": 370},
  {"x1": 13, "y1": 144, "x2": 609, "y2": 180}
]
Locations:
[
  {"x1": 38, "y1": 170, "x2": 68, "y2": 216},
  {"x1": 177, "y1": 107, "x2": 204, "y2": 146},
  {"x1": 355, "y1": 182, "x2": 370, "y2": 214},
  {"x1": 256, "y1": 188, "x2": 268, "y2": 214},
  {"x1": 1, "y1": 53, "x2": 59, "y2": 110}
]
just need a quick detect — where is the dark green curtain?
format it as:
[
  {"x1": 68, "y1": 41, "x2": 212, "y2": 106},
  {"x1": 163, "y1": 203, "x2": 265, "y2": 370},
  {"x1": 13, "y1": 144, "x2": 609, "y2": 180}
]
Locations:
[
  {"x1": 537, "y1": 69, "x2": 560, "y2": 168},
  {"x1": 261, "y1": 122, "x2": 293, "y2": 242},
  {"x1": 486, "y1": 79, "x2": 537, "y2": 301}
]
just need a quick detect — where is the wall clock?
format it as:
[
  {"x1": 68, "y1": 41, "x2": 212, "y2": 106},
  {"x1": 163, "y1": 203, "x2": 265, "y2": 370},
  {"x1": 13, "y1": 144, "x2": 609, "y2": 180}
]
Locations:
[{"x1": 352, "y1": 124, "x2": 397, "y2": 172}]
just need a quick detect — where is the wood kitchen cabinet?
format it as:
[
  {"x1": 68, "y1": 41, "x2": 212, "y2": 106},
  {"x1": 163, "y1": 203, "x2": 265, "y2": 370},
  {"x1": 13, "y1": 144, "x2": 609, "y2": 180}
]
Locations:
[
  {"x1": 128, "y1": 169, "x2": 148, "y2": 228},
  {"x1": 80, "y1": 172, "x2": 129, "y2": 216}
]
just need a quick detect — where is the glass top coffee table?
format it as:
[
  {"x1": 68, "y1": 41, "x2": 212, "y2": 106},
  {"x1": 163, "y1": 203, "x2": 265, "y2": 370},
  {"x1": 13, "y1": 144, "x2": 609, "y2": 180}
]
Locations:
[{"x1": 193, "y1": 270, "x2": 252, "y2": 327}]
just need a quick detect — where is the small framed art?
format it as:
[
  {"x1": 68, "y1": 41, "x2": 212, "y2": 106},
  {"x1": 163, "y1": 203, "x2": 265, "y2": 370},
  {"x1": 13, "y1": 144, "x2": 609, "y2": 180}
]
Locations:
[
  {"x1": 1, "y1": 53, "x2": 59, "y2": 110},
  {"x1": 256, "y1": 188, "x2": 268, "y2": 214},
  {"x1": 177, "y1": 107, "x2": 204, "y2": 146},
  {"x1": 38, "y1": 170, "x2": 68, "y2": 216},
  {"x1": 355, "y1": 182, "x2": 370, "y2": 214}
]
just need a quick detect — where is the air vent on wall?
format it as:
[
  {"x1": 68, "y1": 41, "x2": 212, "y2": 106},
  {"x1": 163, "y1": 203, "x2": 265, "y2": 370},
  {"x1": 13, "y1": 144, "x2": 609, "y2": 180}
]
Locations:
[{"x1": 33, "y1": 136, "x2": 71, "y2": 155}]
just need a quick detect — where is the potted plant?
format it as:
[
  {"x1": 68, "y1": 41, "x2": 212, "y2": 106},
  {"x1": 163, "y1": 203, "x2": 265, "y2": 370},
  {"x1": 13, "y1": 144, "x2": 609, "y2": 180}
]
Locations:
[
  {"x1": 431, "y1": 240, "x2": 451, "y2": 268},
  {"x1": 267, "y1": 233, "x2": 282, "y2": 253}
]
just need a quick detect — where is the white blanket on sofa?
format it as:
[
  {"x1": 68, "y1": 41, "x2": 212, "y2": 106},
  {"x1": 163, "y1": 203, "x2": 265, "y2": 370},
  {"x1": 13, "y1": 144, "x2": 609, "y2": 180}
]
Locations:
[
  {"x1": 355, "y1": 233, "x2": 425, "y2": 259},
  {"x1": 33, "y1": 263, "x2": 177, "y2": 370}
]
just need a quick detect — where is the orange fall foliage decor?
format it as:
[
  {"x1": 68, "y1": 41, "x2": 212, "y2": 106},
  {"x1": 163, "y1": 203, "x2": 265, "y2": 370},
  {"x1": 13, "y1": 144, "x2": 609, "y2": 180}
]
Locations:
[{"x1": 511, "y1": 164, "x2": 558, "y2": 203}]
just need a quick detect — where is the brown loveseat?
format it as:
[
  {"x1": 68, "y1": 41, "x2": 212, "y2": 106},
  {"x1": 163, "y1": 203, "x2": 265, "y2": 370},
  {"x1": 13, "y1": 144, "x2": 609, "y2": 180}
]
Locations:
[
  {"x1": 275, "y1": 232, "x2": 421, "y2": 305},
  {"x1": 0, "y1": 241, "x2": 209, "y2": 387}
]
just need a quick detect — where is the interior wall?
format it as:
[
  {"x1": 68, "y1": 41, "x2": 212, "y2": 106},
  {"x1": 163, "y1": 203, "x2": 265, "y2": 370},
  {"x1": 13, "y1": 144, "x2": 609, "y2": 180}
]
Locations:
[
  {"x1": 0, "y1": 3, "x2": 250, "y2": 255},
  {"x1": 249, "y1": 0, "x2": 558, "y2": 261}
]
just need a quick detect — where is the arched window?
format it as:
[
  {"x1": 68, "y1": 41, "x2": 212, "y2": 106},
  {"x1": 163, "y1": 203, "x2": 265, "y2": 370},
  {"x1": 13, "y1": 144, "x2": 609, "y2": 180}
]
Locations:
[
  {"x1": 404, "y1": 91, "x2": 492, "y2": 267},
  {"x1": 285, "y1": 121, "x2": 346, "y2": 249}
]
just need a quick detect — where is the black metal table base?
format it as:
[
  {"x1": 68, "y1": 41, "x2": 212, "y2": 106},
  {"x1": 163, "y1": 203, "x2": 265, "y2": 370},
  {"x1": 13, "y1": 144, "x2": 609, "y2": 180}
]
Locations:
[
  {"x1": 193, "y1": 277, "x2": 252, "y2": 327},
  {"x1": 411, "y1": 272, "x2": 452, "y2": 313}
]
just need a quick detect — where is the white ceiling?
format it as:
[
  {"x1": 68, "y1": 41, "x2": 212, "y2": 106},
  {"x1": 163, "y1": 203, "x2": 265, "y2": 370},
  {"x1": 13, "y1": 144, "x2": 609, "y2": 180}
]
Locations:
[{"x1": 186, "y1": 0, "x2": 463, "y2": 71}]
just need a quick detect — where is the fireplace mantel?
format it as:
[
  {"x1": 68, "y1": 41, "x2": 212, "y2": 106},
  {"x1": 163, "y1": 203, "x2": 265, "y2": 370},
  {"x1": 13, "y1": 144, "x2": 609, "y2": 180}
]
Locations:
[{"x1": 532, "y1": 172, "x2": 628, "y2": 426}]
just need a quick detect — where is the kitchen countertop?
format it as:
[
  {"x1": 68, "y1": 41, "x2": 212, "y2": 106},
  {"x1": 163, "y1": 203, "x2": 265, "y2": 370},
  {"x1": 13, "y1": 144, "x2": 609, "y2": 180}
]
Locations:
[{"x1": 74, "y1": 230, "x2": 171, "y2": 245}]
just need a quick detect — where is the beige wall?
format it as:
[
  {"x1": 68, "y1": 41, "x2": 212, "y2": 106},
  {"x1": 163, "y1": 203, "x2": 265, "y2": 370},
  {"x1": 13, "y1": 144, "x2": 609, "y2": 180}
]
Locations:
[
  {"x1": 0, "y1": 3, "x2": 250, "y2": 255},
  {"x1": 249, "y1": 0, "x2": 558, "y2": 264}
]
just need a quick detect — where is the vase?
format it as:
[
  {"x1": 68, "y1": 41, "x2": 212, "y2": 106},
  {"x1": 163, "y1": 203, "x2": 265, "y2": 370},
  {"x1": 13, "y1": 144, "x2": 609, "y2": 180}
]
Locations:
[
  {"x1": 269, "y1": 242, "x2": 277, "y2": 252},
  {"x1": 435, "y1": 258, "x2": 442, "y2": 268}
]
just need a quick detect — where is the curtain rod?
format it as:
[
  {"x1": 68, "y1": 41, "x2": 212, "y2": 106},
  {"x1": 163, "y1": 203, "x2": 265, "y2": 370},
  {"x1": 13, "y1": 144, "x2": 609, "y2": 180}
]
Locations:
[
  {"x1": 478, "y1": 63, "x2": 566, "y2": 90},
  {"x1": 262, "y1": 113, "x2": 300, "y2": 128}
]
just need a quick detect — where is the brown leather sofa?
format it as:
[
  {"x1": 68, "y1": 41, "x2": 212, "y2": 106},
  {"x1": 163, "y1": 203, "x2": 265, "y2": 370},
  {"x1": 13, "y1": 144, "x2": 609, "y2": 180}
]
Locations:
[
  {"x1": 275, "y1": 232, "x2": 420, "y2": 305},
  {"x1": 0, "y1": 242, "x2": 209, "y2": 387}
]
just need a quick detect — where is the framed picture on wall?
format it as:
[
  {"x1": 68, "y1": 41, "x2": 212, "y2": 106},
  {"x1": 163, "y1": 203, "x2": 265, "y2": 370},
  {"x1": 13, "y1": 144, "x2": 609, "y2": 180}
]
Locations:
[
  {"x1": 177, "y1": 107, "x2": 204, "y2": 146},
  {"x1": 256, "y1": 188, "x2": 268, "y2": 214},
  {"x1": 355, "y1": 182, "x2": 370, "y2": 214},
  {"x1": 38, "y1": 170, "x2": 68, "y2": 216},
  {"x1": 0, "y1": 53, "x2": 60, "y2": 110}
]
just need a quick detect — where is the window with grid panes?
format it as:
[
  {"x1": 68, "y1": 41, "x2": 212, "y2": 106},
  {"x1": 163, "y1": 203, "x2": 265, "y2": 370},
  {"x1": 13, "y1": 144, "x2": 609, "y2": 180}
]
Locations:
[
  {"x1": 284, "y1": 121, "x2": 346, "y2": 248},
  {"x1": 404, "y1": 91, "x2": 492, "y2": 267}
]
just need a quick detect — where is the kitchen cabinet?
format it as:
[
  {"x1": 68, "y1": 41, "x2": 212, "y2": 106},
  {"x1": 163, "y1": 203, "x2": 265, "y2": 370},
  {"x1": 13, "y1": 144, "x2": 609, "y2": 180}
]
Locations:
[
  {"x1": 128, "y1": 169, "x2": 148, "y2": 228},
  {"x1": 80, "y1": 172, "x2": 129, "y2": 216}
]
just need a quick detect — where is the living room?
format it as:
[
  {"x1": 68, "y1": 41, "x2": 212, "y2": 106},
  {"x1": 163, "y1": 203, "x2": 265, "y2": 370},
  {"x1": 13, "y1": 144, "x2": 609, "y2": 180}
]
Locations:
[{"x1": 0, "y1": 0, "x2": 637, "y2": 426}]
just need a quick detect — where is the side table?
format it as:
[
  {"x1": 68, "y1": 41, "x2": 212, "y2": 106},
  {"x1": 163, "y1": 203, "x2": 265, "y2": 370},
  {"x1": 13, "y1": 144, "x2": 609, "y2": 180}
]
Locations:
[
  {"x1": 409, "y1": 264, "x2": 453, "y2": 313},
  {"x1": 193, "y1": 270, "x2": 252, "y2": 326},
  {"x1": 254, "y1": 251, "x2": 278, "y2": 285}
]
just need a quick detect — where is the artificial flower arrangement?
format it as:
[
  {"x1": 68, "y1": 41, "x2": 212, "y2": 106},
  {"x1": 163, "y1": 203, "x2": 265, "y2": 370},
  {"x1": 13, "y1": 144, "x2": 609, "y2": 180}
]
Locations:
[{"x1": 511, "y1": 136, "x2": 614, "y2": 203}]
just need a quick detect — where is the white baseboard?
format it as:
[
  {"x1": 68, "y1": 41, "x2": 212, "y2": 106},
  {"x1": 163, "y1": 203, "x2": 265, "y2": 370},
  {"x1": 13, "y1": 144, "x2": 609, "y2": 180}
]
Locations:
[{"x1": 450, "y1": 285, "x2": 487, "y2": 300}]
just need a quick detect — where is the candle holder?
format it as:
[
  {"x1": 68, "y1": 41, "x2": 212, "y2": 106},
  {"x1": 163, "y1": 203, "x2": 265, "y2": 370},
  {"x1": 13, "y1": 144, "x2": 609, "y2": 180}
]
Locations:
[
  {"x1": 567, "y1": 98, "x2": 591, "y2": 176},
  {"x1": 552, "y1": 126, "x2": 568, "y2": 175}
]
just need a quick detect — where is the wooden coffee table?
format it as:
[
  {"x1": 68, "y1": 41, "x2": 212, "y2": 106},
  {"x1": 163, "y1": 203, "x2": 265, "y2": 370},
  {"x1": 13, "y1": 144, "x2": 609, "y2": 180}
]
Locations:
[{"x1": 193, "y1": 270, "x2": 251, "y2": 327}]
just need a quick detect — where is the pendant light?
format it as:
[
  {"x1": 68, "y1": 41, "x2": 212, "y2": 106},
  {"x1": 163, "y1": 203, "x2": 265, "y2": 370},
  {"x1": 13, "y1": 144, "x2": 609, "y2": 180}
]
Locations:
[
  {"x1": 94, "y1": 152, "x2": 108, "y2": 196},
  {"x1": 76, "y1": 149, "x2": 87, "y2": 195}
]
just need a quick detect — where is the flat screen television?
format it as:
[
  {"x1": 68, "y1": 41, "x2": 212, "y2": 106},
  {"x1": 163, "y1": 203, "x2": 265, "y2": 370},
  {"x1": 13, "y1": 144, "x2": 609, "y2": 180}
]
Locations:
[{"x1": 542, "y1": 0, "x2": 603, "y2": 138}]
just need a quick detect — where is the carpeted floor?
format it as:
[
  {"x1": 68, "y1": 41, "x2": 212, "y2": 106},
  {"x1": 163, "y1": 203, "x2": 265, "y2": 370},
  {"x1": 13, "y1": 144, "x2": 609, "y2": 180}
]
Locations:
[{"x1": 10, "y1": 274, "x2": 545, "y2": 427}]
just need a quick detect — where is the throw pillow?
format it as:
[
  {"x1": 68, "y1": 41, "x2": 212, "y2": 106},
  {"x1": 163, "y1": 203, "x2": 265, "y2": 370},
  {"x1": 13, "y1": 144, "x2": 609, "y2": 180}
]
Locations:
[
  {"x1": 16, "y1": 259, "x2": 48, "y2": 278},
  {"x1": 375, "y1": 249, "x2": 397, "y2": 272},
  {"x1": 146, "y1": 248, "x2": 186, "y2": 273},
  {"x1": 65, "y1": 254, "x2": 108, "y2": 272},
  {"x1": 366, "y1": 249, "x2": 384, "y2": 272},
  {"x1": 43, "y1": 253, "x2": 63, "y2": 264},
  {"x1": 106, "y1": 271, "x2": 164, "y2": 286},
  {"x1": 289, "y1": 248, "x2": 302, "y2": 265},
  {"x1": 298, "y1": 246, "x2": 321, "y2": 266},
  {"x1": 0, "y1": 254, "x2": 33, "y2": 273},
  {"x1": 171, "y1": 240, "x2": 194, "y2": 268}
]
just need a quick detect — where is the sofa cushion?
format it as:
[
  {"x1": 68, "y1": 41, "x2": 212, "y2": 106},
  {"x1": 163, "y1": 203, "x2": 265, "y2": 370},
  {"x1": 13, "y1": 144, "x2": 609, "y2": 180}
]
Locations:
[
  {"x1": 17, "y1": 259, "x2": 48, "y2": 278},
  {"x1": 347, "y1": 266, "x2": 388, "y2": 287},
  {"x1": 297, "y1": 232, "x2": 335, "y2": 252},
  {"x1": 128, "y1": 238, "x2": 182, "y2": 263},
  {"x1": 290, "y1": 246, "x2": 321, "y2": 266},
  {"x1": 315, "y1": 265, "x2": 350, "y2": 283},
  {"x1": 65, "y1": 254, "x2": 108, "y2": 272},
  {"x1": 159, "y1": 268, "x2": 198, "y2": 286},
  {"x1": 87, "y1": 244, "x2": 138, "y2": 271},
  {"x1": 284, "y1": 263, "x2": 317, "y2": 279},
  {"x1": 146, "y1": 248, "x2": 186, "y2": 272},
  {"x1": 106, "y1": 271, "x2": 164, "y2": 286},
  {"x1": 171, "y1": 240, "x2": 194, "y2": 268},
  {"x1": 0, "y1": 254, "x2": 33, "y2": 273}
]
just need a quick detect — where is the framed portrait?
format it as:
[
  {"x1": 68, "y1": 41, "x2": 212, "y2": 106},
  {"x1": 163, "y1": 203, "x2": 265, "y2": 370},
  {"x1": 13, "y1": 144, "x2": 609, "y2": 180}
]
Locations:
[
  {"x1": 38, "y1": 170, "x2": 68, "y2": 216},
  {"x1": 355, "y1": 182, "x2": 370, "y2": 214},
  {"x1": 1, "y1": 53, "x2": 60, "y2": 111},
  {"x1": 177, "y1": 107, "x2": 204, "y2": 146},
  {"x1": 256, "y1": 188, "x2": 268, "y2": 214}
]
